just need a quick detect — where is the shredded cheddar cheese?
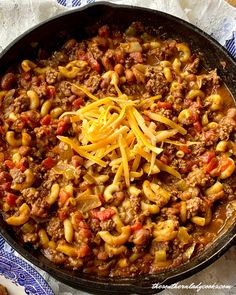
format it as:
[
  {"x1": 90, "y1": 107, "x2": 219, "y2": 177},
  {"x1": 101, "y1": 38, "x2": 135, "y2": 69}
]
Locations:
[
  {"x1": 58, "y1": 79, "x2": 183, "y2": 186},
  {"x1": 144, "y1": 111, "x2": 187, "y2": 135},
  {"x1": 118, "y1": 135, "x2": 130, "y2": 187}
]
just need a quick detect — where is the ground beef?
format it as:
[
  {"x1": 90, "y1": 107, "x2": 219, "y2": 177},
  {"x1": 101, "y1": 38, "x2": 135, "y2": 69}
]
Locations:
[
  {"x1": 89, "y1": 45, "x2": 104, "y2": 60},
  {"x1": 31, "y1": 83, "x2": 47, "y2": 98},
  {"x1": 147, "y1": 40, "x2": 177, "y2": 62},
  {"x1": 51, "y1": 51, "x2": 69, "y2": 64},
  {"x1": 170, "y1": 80, "x2": 188, "y2": 102},
  {"x1": 100, "y1": 219, "x2": 115, "y2": 231},
  {"x1": 43, "y1": 248, "x2": 66, "y2": 265},
  {"x1": 22, "y1": 233, "x2": 38, "y2": 243},
  {"x1": 218, "y1": 116, "x2": 236, "y2": 140},
  {"x1": 150, "y1": 240, "x2": 170, "y2": 256},
  {"x1": 157, "y1": 108, "x2": 173, "y2": 119},
  {"x1": 84, "y1": 73, "x2": 101, "y2": 93},
  {"x1": 186, "y1": 168, "x2": 213, "y2": 187},
  {"x1": 22, "y1": 188, "x2": 40, "y2": 203},
  {"x1": 89, "y1": 218, "x2": 101, "y2": 233},
  {"x1": 101, "y1": 50, "x2": 114, "y2": 71},
  {"x1": 186, "y1": 197, "x2": 204, "y2": 218},
  {"x1": 191, "y1": 143, "x2": 206, "y2": 157},
  {"x1": 130, "y1": 194, "x2": 140, "y2": 214},
  {"x1": 10, "y1": 118, "x2": 25, "y2": 132},
  {"x1": 0, "y1": 171, "x2": 12, "y2": 184},
  {"x1": 31, "y1": 198, "x2": 49, "y2": 218},
  {"x1": 10, "y1": 169, "x2": 25, "y2": 184},
  {"x1": 145, "y1": 66, "x2": 169, "y2": 95},
  {"x1": 46, "y1": 68, "x2": 58, "y2": 84},
  {"x1": 18, "y1": 146, "x2": 31, "y2": 156},
  {"x1": 132, "y1": 229, "x2": 151, "y2": 245},
  {"x1": 184, "y1": 57, "x2": 200, "y2": 74},
  {"x1": 13, "y1": 94, "x2": 30, "y2": 113},
  {"x1": 59, "y1": 81, "x2": 72, "y2": 97},
  {"x1": 1, "y1": 89, "x2": 15, "y2": 111},
  {"x1": 46, "y1": 217, "x2": 64, "y2": 239},
  {"x1": 20, "y1": 110, "x2": 41, "y2": 129},
  {"x1": 218, "y1": 123, "x2": 234, "y2": 141},
  {"x1": 121, "y1": 83, "x2": 144, "y2": 96},
  {"x1": 66, "y1": 257, "x2": 84, "y2": 270},
  {"x1": 34, "y1": 125, "x2": 57, "y2": 149},
  {"x1": 42, "y1": 175, "x2": 61, "y2": 191},
  {"x1": 200, "y1": 69, "x2": 220, "y2": 92},
  {"x1": 160, "y1": 207, "x2": 179, "y2": 220},
  {"x1": 172, "y1": 97, "x2": 184, "y2": 112}
]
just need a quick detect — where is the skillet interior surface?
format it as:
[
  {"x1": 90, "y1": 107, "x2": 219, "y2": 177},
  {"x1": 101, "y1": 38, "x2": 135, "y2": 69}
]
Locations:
[{"x1": 0, "y1": 2, "x2": 236, "y2": 294}]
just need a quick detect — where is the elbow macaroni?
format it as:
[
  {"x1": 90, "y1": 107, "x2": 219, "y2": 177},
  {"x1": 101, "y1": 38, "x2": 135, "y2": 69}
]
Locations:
[
  {"x1": 6, "y1": 203, "x2": 30, "y2": 226},
  {"x1": 98, "y1": 226, "x2": 131, "y2": 246}
]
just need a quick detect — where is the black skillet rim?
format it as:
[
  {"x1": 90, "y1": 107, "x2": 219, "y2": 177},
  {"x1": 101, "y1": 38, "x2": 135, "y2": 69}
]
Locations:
[{"x1": 0, "y1": 2, "x2": 236, "y2": 294}]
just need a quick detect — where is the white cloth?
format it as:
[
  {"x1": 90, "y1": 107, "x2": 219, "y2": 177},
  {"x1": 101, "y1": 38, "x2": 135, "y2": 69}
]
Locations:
[{"x1": 0, "y1": 1, "x2": 236, "y2": 294}]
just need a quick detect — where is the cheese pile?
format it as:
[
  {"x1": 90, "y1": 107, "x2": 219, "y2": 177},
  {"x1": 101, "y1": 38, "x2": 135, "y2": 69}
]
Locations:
[{"x1": 58, "y1": 71, "x2": 186, "y2": 186}]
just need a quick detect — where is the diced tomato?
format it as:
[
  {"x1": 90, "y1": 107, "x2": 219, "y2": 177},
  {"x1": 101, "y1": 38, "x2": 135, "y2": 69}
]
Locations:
[
  {"x1": 1, "y1": 182, "x2": 11, "y2": 192},
  {"x1": 22, "y1": 72, "x2": 31, "y2": 80},
  {"x1": 56, "y1": 125, "x2": 66, "y2": 135},
  {"x1": 58, "y1": 209, "x2": 68, "y2": 221},
  {"x1": 47, "y1": 86, "x2": 56, "y2": 98},
  {"x1": 114, "y1": 48, "x2": 125, "y2": 64},
  {"x1": 58, "y1": 189, "x2": 70, "y2": 207},
  {"x1": 159, "y1": 154, "x2": 169, "y2": 164},
  {"x1": 40, "y1": 114, "x2": 52, "y2": 125},
  {"x1": 71, "y1": 155, "x2": 83, "y2": 167},
  {"x1": 179, "y1": 145, "x2": 191, "y2": 154},
  {"x1": 0, "y1": 188, "x2": 4, "y2": 199},
  {"x1": 78, "y1": 220, "x2": 89, "y2": 229},
  {"x1": 130, "y1": 222, "x2": 142, "y2": 233},
  {"x1": 42, "y1": 157, "x2": 56, "y2": 169},
  {"x1": 87, "y1": 52, "x2": 101, "y2": 73},
  {"x1": 15, "y1": 162, "x2": 26, "y2": 172},
  {"x1": 157, "y1": 101, "x2": 173, "y2": 110},
  {"x1": 98, "y1": 194, "x2": 105, "y2": 205},
  {"x1": 204, "y1": 158, "x2": 218, "y2": 173},
  {"x1": 72, "y1": 97, "x2": 84, "y2": 110},
  {"x1": 219, "y1": 156, "x2": 232, "y2": 172},
  {"x1": 78, "y1": 228, "x2": 92, "y2": 241},
  {"x1": 56, "y1": 117, "x2": 70, "y2": 135},
  {"x1": 98, "y1": 25, "x2": 110, "y2": 38},
  {"x1": 6, "y1": 193, "x2": 17, "y2": 207},
  {"x1": 20, "y1": 111, "x2": 40, "y2": 129},
  {"x1": 4, "y1": 160, "x2": 14, "y2": 169},
  {"x1": 77, "y1": 49, "x2": 88, "y2": 61},
  {"x1": 193, "y1": 121, "x2": 202, "y2": 133},
  {"x1": 78, "y1": 243, "x2": 90, "y2": 258},
  {"x1": 196, "y1": 97, "x2": 202, "y2": 109},
  {"x1": 204, "y1": 130, "x2": 216, "y2": 141},
  {"x1": 190, "y1": 110, "x2": 199, "y2": 122},
  {"x1": 200, "y1": 151, "x2": 216, "y2": 163},
  {"x1": 179, "y1": 160, "x2": 194, "y2": 173},
  {"x1": 0, "y1": 126, "x2": 5, "y2": 135},
  {"x1": 72, "y1": 211, "x2": 83, "y2": 223},
  {"x1": 91, "y1": 207, "x2": 116, "y2": 221}
]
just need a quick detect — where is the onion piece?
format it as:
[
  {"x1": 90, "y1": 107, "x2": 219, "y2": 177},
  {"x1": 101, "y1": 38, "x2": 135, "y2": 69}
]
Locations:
[
  {"x1": 120, "y1": 41, "x2": 142, "y2": 53},
  {"x1": 76, "y1": 194, "x2": 102, "y2": 212}
]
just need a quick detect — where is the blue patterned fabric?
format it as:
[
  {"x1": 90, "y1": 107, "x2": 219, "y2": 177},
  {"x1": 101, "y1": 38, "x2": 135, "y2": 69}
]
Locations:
[
  {"x1": 0, "y1": 235, "x2": 54, "y2": 294},
  {"x1": 226, "y1": 32, "x2": 236, "y2": 60},
  {"x1": 0, "y1": 235, "x2": 4, "y2": 250},
  {"x1": 57, "y1": 0, "x2": 95, "y2": 7}
]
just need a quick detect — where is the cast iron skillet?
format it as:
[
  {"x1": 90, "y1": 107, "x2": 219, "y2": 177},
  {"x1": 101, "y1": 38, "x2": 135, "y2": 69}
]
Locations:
[{"x1": 0, "y1": 2, "x2": 236, "y2": 294}]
